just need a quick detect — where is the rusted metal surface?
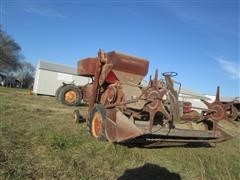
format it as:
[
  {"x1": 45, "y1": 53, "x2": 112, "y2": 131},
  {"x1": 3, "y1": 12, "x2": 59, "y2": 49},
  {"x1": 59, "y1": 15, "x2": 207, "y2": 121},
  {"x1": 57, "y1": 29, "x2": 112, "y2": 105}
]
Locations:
[
  {"x1": 226, "y1": 105, "x2": 238, "y2": 121},
  {"x1": 183, "y1": 102, "x2": 192, "y2": 113},
  {"x1": 81, "y1": 84, "x2": 93, "y2": 103},
  {"x1": 77, "y1": 58, "x2": 98, "y2": 77},
  {"x1": 201, "y1": 86, "x2": 238, "y2": 126},
  {"x1": 164, "y1": 74, "x2": 181, "y2": 123},
  {"x1": 106, "y1": 51, "x2": 149, "y2": 78},
  {"x1": 76, "y1": 49, "x2": 239, "y2": 146},
  {"x1": 181, "y1": 110, "x2": 201, "y2": 121}
]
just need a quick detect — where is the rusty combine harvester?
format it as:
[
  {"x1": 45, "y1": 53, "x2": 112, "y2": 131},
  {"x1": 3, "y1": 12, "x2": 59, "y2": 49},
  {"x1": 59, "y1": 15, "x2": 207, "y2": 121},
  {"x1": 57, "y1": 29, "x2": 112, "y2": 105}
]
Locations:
[{"x1": 75, "y1": 49, "x2": 239, "y2": 147}]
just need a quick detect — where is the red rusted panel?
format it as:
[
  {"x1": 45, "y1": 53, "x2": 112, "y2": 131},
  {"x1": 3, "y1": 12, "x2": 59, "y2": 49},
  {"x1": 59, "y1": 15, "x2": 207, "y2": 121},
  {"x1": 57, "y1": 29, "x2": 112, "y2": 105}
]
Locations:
[
  {"x1": 77, "y1": 57, "x2": 98, "y2": 77},
  {"x1": 81, "y1": 84, "x2": 93, "y2": 103},
  {"x1": 106, "y1": 51, "x2": 149, "y2": 77},
  {"x1": 183, "y1": 102, "x2": 192, "y2": 113},
  {"x1": 105, "y1": 71, "x2": 118, "y2": 84}
]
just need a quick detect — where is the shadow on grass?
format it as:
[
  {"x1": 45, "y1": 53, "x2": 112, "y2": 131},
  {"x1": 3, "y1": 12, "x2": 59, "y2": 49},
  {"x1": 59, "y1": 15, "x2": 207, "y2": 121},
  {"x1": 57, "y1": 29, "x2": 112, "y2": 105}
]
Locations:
[
  {"x1": 76, "y1": 103, "x2": 89, "y2": 107},
  {"x1": 117, "y1": 163, "x2": 181, "y2": 180},
  {"x1": 74, "y1": 123, "x2": 214, "y2": 149},
  {"x1": 120, "y1": 141, "x2": 213, "y2": 149},
  {"x1": 120, "y1": 137, "x2": 213, "y2": 149}
]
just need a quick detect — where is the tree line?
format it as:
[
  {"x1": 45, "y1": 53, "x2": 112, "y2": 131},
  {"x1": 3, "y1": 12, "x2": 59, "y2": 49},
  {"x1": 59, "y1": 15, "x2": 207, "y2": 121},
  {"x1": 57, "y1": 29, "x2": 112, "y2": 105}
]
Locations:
[{"x1": 0, "y1": 26, "x2": 35, "y2": 89}]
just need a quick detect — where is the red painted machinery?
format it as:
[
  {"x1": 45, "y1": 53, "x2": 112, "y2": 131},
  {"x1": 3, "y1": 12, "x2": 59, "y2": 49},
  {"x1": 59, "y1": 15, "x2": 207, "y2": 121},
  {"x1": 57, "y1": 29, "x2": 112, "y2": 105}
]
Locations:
[{"x1": 74, "y1": 49, "x2": 239, "y2": 147}]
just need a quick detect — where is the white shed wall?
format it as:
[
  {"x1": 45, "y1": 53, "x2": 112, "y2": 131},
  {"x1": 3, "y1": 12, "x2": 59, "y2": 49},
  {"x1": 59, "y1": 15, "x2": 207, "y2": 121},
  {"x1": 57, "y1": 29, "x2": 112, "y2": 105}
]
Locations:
[
  {"x1": 179, "y1": 95, "x2": 207, "y2": 112},
  {"x1": 33, "y1": 69, "x2": 91, "y2": 96},
  {"x1": 33, "y1": 67, "x2": 40, "y2": 93}
]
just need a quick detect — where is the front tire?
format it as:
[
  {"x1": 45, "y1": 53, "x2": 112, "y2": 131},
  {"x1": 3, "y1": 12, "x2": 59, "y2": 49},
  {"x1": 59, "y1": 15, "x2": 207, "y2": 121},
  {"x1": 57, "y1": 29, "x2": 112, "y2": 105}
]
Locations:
[
  {"x1": 87, "y1": 104, "x2": 107, "y2": 141},
  {"x1": 73, "y1": 109, "x2": 85, "y2": 124}
]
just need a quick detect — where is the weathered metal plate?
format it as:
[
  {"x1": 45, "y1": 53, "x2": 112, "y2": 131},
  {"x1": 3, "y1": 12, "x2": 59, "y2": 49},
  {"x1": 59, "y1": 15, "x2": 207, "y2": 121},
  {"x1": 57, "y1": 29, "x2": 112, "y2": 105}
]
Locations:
[
  {"x1": 105, "y1": 109, "x2": 118, "y2": 142},
  {"x1": 121, "y1": 84, "x2": 145, "y2": 110},
  {"x1": 77, "y1": 58, "x2": 98, "y2": 77},
  {"x1": 112, "y1": 70, "x2": 144, "y2": 85},
  {"x1": 107, "y1": 51, "x2": 149, "y2": 77},
  {"x1": 114, "y1": 110, "x2": 143, "y2": 142}
]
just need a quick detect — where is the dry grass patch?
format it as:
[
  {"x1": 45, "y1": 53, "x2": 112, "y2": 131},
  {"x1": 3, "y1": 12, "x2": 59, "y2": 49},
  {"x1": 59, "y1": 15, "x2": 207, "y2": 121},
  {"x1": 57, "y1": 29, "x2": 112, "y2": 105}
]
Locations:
[{"x1": 0, "y1": 87, "x2": 239, "y2": 179}]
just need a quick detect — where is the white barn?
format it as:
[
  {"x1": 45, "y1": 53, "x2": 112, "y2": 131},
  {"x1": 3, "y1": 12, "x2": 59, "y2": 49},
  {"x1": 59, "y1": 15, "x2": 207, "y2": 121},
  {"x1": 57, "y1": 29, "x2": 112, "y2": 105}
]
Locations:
[
  {"x1": 178, "y1": 88, "x2": 209, "y2": 112},
  {"x1": 33, "y1": 61, "x2": 91, "y2": 96}
]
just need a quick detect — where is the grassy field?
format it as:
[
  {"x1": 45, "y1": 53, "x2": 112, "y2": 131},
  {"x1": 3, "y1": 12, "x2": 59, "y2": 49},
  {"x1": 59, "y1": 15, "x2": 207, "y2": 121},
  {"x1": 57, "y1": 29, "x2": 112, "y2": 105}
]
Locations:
[{"x1": 0, "y1": 87, "x2": 239, "y2": 180}]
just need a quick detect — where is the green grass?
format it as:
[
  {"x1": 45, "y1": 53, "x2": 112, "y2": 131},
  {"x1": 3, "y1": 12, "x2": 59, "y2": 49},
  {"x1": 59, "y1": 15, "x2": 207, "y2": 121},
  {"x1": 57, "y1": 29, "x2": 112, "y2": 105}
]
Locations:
[{"x1": 0, "y1": 87, "x2": 239, "y2": 180}]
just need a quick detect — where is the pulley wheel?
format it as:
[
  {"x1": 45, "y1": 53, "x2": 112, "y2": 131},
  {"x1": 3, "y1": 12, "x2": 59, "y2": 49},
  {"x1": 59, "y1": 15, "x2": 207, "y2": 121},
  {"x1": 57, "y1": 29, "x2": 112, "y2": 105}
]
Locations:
[{"x1": 210, "y1": 104, "x2": 225, "y2": 121}]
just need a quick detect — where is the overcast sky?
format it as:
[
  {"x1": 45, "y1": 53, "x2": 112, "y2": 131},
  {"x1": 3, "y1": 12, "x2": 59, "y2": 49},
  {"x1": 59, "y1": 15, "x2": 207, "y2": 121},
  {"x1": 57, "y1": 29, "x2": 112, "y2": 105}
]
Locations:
[{"x1": 1, "y1": 0, "x2": 239, "y2": 96}]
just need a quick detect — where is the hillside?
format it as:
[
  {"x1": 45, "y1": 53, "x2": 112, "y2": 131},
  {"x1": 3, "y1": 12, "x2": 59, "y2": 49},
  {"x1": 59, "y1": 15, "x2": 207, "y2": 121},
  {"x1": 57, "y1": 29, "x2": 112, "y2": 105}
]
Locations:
[{"x1": 0, "y1": 87, "x2": 239, "y2": 180}]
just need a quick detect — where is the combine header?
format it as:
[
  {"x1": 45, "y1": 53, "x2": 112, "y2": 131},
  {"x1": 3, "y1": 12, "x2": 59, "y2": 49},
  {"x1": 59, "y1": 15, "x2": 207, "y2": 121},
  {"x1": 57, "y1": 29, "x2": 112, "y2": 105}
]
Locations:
[{"x1": 74, "y1": 49, "x2": 239, "y2": 147}]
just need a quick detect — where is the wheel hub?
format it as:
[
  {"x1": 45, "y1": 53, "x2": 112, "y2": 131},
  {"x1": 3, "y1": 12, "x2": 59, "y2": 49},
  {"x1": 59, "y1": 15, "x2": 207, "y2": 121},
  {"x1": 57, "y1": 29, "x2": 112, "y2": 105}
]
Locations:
[
  {"x1": 210, "y1": 104, "x2": 225, "y2": 121},
  {"x1": 92, "y1": 112, "x2": 103, "y2": 138},
  {"x1": 65, "y1": 90, "x2": 77, "y2": 103}
]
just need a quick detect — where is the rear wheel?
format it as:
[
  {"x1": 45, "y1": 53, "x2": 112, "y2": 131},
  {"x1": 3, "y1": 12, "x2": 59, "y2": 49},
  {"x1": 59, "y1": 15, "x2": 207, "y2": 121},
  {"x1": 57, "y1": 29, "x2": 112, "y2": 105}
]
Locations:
[
  {"x1": 226, "y1": 105, "x2": 238, "y2": 121},
  {"x1": 59, "y1": 85, "x2": 82, "y2": 106},
  {"x1": 87, "y1": 104, "x2": 107, "y2": 141}
]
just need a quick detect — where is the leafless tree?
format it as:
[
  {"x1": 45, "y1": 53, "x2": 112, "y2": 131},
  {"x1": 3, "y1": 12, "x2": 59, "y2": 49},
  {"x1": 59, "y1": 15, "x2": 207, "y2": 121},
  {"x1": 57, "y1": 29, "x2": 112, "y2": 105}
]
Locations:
[
  {"x1": 0, "y1": 26, "x2": 22, "y2": 73},
  {"x1": 0, "y1": 26, "x2": 35, "y2": 89},
  {"x1": 16, "y1": 61, "x2": 35, "y2": 89}
]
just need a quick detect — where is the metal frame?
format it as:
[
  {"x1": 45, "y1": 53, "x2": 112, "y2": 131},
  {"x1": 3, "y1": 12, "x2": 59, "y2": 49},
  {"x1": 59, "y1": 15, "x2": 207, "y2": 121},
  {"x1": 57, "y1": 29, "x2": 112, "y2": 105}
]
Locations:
[{"x1": 76, "y1": 49, "x2": 238, "y2": 147}]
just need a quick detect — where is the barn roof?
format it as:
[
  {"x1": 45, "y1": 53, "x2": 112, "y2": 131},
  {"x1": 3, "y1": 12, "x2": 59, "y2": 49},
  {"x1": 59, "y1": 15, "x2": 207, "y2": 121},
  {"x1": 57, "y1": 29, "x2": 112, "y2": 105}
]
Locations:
[
  {"x1": 38, "y1": 61, "x2": 77, "y2": 75},
  {"x1": 205, "y1": 95, "x2": 239, "y2": 102}
]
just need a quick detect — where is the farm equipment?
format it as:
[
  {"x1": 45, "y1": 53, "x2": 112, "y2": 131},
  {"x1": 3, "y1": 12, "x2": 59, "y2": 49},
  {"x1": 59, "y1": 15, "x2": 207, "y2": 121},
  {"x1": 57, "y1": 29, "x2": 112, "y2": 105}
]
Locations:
[
  {"x1": 75, "y1": 49, "x2": 239, "y2": 147},
  {"x1": 201, "y1": 87, "x2": 239, "y2": 123},
  {"x1": 56, "y1": 82, "x2": 91, "y2": 106}
]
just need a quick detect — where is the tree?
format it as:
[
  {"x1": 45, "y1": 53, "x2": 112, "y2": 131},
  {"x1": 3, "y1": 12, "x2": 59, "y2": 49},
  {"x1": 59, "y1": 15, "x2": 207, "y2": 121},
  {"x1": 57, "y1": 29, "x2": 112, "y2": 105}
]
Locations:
[
  {"x1": 0, "y1": 26, "x2": 22, "y2": 72},
  {"x1": 16, "y1": 61, "x2": 35, "y2": 89},
  {"x1": 0, "y1": 26, "x2": 35, "y2": 89}
]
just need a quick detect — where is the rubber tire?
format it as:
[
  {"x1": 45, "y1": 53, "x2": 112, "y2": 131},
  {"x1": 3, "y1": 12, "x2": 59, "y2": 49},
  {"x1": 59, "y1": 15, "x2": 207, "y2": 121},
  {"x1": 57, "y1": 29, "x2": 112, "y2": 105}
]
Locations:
[
  {"x1": 87, "y1": 104, "x2": 107, "y2": 141},
  {"x1": 55, "y1": 85, "x2": 63, "y2": 101},
  {"x1": 59, "y1": 85, "x2": 82, "y2": 106},
  {"x1": 73, "y1": 109, "x2": 85, "y2": 124}
]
